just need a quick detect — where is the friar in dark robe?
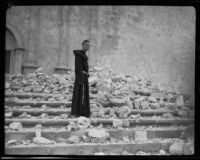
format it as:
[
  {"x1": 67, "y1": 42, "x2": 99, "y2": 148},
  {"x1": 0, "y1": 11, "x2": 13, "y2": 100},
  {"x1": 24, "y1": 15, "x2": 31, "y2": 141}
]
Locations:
[{"x1": 71, "y1": 40, "x2": 90, "y2": 117}]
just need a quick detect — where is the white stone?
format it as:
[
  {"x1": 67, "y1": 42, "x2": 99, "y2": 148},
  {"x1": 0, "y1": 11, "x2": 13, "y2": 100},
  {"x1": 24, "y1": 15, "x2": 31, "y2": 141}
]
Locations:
[
  {"x1": 113, "y1": 119, "x2": 123, "y2": 128},
  {"x1": 176, "y1": 95, "x2": 185, "y2": 107},
  {"x1": 169, "y1": 141, "x2": 184, "y2": 155},
  {"x1": 159, "y1": 149, "x2": 166, "y2": 155},
  {"x1": 77, "y1": 116, "x2": 90, "y2": 129},
  {"x1": 88, "y1": 128, "x2": 110, "y2": 139},
  {"x1": 33, "y1": 136, "x2": 54, "y2": 144},
  {"x1": 68, "y1": 135, "x2": 80, "y2": 144},
  {"x1": 7, "y1": 139, "x2": 17, "y2": 145},
  {"x1": 9, "y1": 122, "x2": 23, "y2": 130},
  {"x1": 5, "y1": 112, "x2": 13, "y2": 118},
  {"x1": 135, "y1": 130, "x2": 147, "y2": 141},
  {"x1": 94, "y1": 152, "x2": 105, "y2": 155}
]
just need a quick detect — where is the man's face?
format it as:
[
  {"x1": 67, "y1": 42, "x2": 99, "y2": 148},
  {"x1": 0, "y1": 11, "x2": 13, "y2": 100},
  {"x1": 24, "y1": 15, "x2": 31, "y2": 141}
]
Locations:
[{"x1": 82, "y1": 42, "x2": 90, "y2": 51}]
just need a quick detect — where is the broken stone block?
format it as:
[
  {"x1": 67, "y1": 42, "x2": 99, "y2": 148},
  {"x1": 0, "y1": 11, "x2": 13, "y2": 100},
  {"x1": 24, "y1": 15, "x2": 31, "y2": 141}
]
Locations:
[
  {"x1": 41, "y1": 104, "x2": 47, "y2": 110},
  {"x1": 113, "y1": 119, "x2": 123, "y2": 128},
  {"x1": 159, "y1": 149, "x2": 166, "y2": 155},
  {"x1": 60, "y1": 114, "x2": 68, "y2": 119},
  {"x1": 117, "y1": 106, "x2": 131, "y2": 118},
  {"x1": 130, "y1": 114, "x2": 141, "y2": 119},
  {"x1": 5, "y1": 112, "x2": 13, "y2": 118},
  {"x1": 34, "y1": 124, "x2": 42, "y2": 137},
  {"x1": 99, "y1": 83, "x2": 112, "y2": 93},
  {"x1": 133, "y1": 97, "x2": 145, "y2": 109},
  {"x1": 111, "y1": 76, "x2": 122, "y2": 83},
  {"x1": 33, "y1": 136, "x2": 54, "y2": 145},
  {"x1": 77, "y1": 116, "x2": 90, "y2": 129},
  {"x1": 89, "y1": 76, "x2": 98, "y2": 87},
  {"x1": 104, "y1": 92, "x2": 114, "y2": 101},
  {"x1": 176, "y1": 95, "x2": 185, "y2": 107},
  {"x1": 169, "y1": 141, "x2": 184, "y2": 155},
  {"x1": 94, "y1": 152, "x2": 105, "y2": 155},
  {"x1": 23, "y1": 105, "x2": 31, "y2": 109},
  {"x1": 18, "y1": 112, "x2": 31, "y2": 119},
  {"x1": 68, "y1": 135, "x2": 80, "y2": 144},
  {"x1": 135, "y1": 130, "x2": 147, "y2": 141},
  {"x1": 183, "y1": 143, "x2": 194, "y2": 155},
  {"x1": 7, "y1": 139, "x2": 17, "y2": 145},
  {"x1": 39, "y1": 113, "x2": 49, "y2": 119},
  {"x1": 149, "y1": 103, "x2": 160, "y2": 109},
  {"x1": 88, "y1": 128, "x2": 110, "y2": 139},
  {"x1": 141, "y1": 101, "x2": 149, "y2": 110},
  {"x1": 126, "y1": 99, "x2": 134, "y2": 109},
  {"x1": 113, "y1": 90, "x2": 121, "y2": 95},
  {"x1": 9, "y1": 122, "x2": 22, "y2": 130},
  {"x1": 177, "y1": 110, "x2": 188, "y2": 118},
  {"x1": 163, "y1": 112, "x2": 173, "y2": 119},
  {"x1": 122, "y1": 119, "x2": 130, "y2": 127},
  {"x1": 109, "y1": 98, "x2": 126, "y2": 106},
  {"x1": 5, "y1": 82, "x2": 10, "y2": 89},
  {"x1": 148, "y1": 96, "x2": 157, "y2": 103},
  {"x1": 122, "y1": 151, "x2": 129, "y2": 155}
]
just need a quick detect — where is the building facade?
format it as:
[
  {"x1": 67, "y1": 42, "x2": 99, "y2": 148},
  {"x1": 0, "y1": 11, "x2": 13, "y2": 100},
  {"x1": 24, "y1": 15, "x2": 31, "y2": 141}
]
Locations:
[{"x1": 5, "y1": 6, "x2": 195, "y2": 97}]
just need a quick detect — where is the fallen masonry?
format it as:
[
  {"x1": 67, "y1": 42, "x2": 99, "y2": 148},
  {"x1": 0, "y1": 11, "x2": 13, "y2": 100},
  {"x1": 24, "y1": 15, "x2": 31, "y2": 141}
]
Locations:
[{"x1": 4, "y1": 67, "x2": 194, "y2": 155}]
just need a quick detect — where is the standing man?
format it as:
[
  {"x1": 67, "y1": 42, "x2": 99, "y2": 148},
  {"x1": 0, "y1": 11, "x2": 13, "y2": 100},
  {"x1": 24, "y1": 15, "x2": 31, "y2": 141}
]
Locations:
[{"x1": 71, "y1": 40, "x2": 90, "y2": 118}]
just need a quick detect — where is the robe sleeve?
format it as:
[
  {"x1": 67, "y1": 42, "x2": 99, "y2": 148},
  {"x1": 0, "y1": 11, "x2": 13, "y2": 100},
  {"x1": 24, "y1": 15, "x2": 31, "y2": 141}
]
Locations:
[{"x1": 74, "y1": 50, "x2": 84, "y2": 84}]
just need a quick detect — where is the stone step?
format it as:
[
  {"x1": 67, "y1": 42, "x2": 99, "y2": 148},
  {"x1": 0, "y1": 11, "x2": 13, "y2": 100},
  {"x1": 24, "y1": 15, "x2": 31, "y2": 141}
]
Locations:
[
  {"x1": 5, "y1": 118, "x2": 194, "y2": 127},
  {"x1": 5, "y1": 92, "x2": 68, "y2": 98},
  {"x1": 5, "y1": 140, "x2": 177, "y2": 155},
  {"x1": 5, "y1": 128, "x2": 184, "y2": 143},
  {"x1": 6, "y1": 108, "x2": 178, "y2": 116}
]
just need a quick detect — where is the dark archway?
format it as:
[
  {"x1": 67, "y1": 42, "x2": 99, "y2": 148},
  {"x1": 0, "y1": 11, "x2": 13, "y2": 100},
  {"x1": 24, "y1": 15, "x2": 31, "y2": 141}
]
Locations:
[{"x1": 6, "y1": 20, "x2": 25, "y2": 74}]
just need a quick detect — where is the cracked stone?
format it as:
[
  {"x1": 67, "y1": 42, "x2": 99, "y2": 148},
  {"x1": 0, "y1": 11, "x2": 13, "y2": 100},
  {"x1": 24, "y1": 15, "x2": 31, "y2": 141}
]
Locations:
[{"x1": 9, "y1": 122, "x2": 23, "y2": 130}]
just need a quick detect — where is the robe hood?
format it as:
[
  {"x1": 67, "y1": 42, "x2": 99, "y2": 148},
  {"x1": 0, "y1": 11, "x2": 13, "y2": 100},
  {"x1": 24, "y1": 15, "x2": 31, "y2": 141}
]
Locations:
[{"x1": 73, "y1": 50, "x2": 88, "y2": 60}]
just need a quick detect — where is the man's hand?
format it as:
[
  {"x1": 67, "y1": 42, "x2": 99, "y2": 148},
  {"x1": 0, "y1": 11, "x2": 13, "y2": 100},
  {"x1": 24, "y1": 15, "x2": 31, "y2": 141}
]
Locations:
[{"x1": 83, "y1": 71, "x2": 89, "y2": 76}]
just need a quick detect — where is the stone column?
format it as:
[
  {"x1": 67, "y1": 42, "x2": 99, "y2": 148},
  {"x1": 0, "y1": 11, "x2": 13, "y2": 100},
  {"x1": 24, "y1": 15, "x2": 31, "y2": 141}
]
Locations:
[
  {"x1": 22, "y1": 6, "x2": 39, "y2": 74},
  {"x1": 14, "y1": 47, "x2": 25, "y2": 74},
  {"x1": 55, "y1": 6, "x2": 71, "y2": 74}
]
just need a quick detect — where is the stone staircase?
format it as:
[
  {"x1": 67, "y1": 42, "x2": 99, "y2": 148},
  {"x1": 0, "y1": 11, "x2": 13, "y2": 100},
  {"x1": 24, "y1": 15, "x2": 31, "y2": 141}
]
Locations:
[{"x1": 5, "y1": 91, "x2": 194, "y2": 155}]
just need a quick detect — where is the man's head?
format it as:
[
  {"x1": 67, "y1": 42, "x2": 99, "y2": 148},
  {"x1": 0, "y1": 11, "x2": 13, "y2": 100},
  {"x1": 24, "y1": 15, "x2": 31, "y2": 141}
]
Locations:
[{"x1": 82, "y1": 40, "x2": 90, "y2": 51}]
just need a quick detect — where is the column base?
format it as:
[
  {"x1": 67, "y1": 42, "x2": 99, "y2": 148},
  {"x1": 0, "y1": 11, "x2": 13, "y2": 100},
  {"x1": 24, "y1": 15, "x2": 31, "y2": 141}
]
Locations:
[
  {"x1": 22, "y1": 62, "x2": 39, "y2": 75},
  {"x1": 55, "y1": 65, "x2": 71, "y2": 74}
]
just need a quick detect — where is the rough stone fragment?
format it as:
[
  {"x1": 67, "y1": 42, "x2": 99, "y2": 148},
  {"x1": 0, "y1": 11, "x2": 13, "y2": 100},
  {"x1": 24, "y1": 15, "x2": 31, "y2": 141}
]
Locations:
[
  {"x1": 159, "y1": 149, "x2": 166, "y2": 155},
  {"x1": 113, "y1": 119, "x2": 123, "y2": 128},
  {"x1": 88, "y1": 128, "x2": 110, "y2": 139},
  {"x1": 7, "y1": 139, "x2": 17, "y2": 145},
  {"x1": 176, "y1": 95, "x2": 185, "y2": 107},
  {"x1": 183, "y1": 143, "x2": 194, "y2": 155},
  {"x1": 33, "y1": 136, "x2": 54, "y2": 145},
  {"x1": 9, "y1": 122, "x2": 22, "y2": 130},
  {"x1": 5, "y1": 112, "x2": 13, "y2": 118},
  {"x1": 94, "y1": 152, "x2": 105, "y2": 155},
  {"x1": 135, "y1": 130, "x2": 147, "y2": 141},
  {"x1": 148, "y1": 96, "x2": 157, "y2": 103},
  {"x1": 163, "y1": 112, "x2": 173, "y2": 118},
  {"x1": 68, "y1": 135, "x2": 80, "y2": 144},
  {"x1": 149, "y1": 103, "x2": 160, "y2": 109},
  {"x1": 169, "y1": 141, "x2": 184, "y2": 155},
  {"x1": 77, "y1": 116, "x2": 91, "y2": 129}
]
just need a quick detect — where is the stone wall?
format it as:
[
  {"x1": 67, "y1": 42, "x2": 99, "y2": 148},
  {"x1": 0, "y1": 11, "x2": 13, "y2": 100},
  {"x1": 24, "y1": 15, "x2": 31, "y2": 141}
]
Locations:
[{"x1": 6, "y1": 6, "x2": 195, "y2": 97}]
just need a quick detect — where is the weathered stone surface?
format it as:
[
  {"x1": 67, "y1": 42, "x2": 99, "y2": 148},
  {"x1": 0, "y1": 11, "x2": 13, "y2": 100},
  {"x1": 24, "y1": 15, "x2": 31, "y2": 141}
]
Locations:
[
  {"x1": 113, "y1": 119, "x2": 123, "y2": 128},
  {"x1": 141, "y1": 101, "x2": 149, "y2": 110},
  {"x1": 133, "y1": 97, "x2": 145, "y2": 109},
  {"x1": 169, "y1": 141, "x2": 184, "y2": 155},
  {"x1": 149, "y1": 103, "x2": 160, "y2": 109},
  {"x1": 159, "y1": 149, "x2": 166, "y2": 155},
  {"x1": 89, "y1": 76, "x2": 98, "y2": 87},
  {"x1": 94, "y1": 152, "x2": 105, "y2": 155},
  {"x1": 148, "y1": 96, "x2": 157, "y2": 103},
  {"x1": 5, "y1": 112, "x2": 13, "y2": 118},
  {"x1": 88, "y1": 128, "x2": 110, "y2": 139},
  {"x1": 135, "y1": 130, "x2": 147, "y2": 141},
  {"x1": 109, "y1": 98, "x2": 126, "y2": 106},
  {"x1": 163, "y1": 112, "x2": 173, "y2": 118},
  {"x1": 176, "y1": 95, "x2": 185, "y2": 107},
  {"x1": 9, "y1": 122, "x2": 23, "y2": 130},
  {"x1": 33, "y1": 136, "x2": 54, "y2": 144},
  {"x1": 77, "y1": 116, "x2": 91, "y2": 129},
  {"x1": 183, "y1": 143, "x2": 194, "y2": 155},
  {"x1": 68, "y1": 136, "x2": 80, "y2": 144},
  {"x1": 177, "y1": 110, "x2": 188, "y2": 118},
  {"x1": 7, "y1": 139, "x2": 17, "y2": 145},
  {"x1": 34, "y1": 124, "x2": 42, "y2": 137}
]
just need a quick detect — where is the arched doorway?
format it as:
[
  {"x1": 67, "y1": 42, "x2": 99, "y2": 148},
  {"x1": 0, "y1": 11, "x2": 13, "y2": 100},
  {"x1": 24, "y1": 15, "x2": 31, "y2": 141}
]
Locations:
[
  {"x1": 5, "y1": 28, "x2": 17, "y2": 74},
  {"x1": 5, "y1": 20, "x2": 25, "y2": 74}
]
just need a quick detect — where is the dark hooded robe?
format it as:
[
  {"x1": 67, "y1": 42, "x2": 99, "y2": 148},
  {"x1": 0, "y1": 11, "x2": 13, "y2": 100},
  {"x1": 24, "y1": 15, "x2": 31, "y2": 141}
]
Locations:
[{"x1": 71, "y1": 50, "x2": 90, "y2": 117}]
